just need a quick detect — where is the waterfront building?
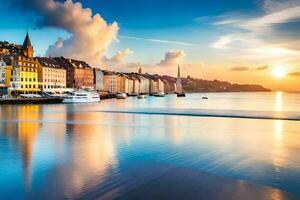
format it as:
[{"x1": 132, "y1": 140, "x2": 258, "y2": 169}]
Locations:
[
  {"x1": 35, "y1": 57, "x2": 66, "y2": 92},
  {"x1": 103, "y1": 72, "x2": 121, "y2": 94},
  {"x1": 147, "y1": 74, "x2": 164, "y2": 94},
  {"x1": 162, "y1": 76, "x2": 176, "y2": 94},
  {"x1": 139, "y1": 75, "x2": 150, "y2": 94},
  {"x1": 127, "y1": 76, "x2": 134, "y2": 93},
  {"x1": 0, "y1": 58, "x2": 7, "y2": 85},
  {"x1": 119, "y1": 73, "x2": 130, "y2": 93},
  {"x1": 94, "y1": 68, "x2": 104, "y2": 91},
  {"x1": 54, "y1": 57, "x2": 94, "y2": 89},
  {"x1": 2, "y1": 33, "x2": 39, "y2": 95}
]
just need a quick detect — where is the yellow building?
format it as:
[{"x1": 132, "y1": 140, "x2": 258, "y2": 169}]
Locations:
[{"x1": 3, "y1": 33, "x2": 39, "y2": 95}]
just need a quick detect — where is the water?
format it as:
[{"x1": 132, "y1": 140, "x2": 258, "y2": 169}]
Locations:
[{"x1": 1, "y1": 92, "x2": 300, "y2": 199}]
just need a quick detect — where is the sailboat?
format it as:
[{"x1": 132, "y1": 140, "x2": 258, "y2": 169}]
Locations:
[{"x1": 176, "y1": 65, "x2": 186, "y2": 97}]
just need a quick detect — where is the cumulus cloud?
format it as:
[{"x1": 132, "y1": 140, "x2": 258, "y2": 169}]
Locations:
[
  {"x1": 22, "y1": 0, "x2": 119, "y2": 66},
  {"x1": 103, "y1": 48, "x2": 133, "y2": 64},
  {"x1": 230, "y1": 66, "x2": 249, "y2": 71},
  {"x1": 157, "y1": 50, "x2": 186, "y2": 66},
  {"x1": 256, "y1": 65, "x2": 269, "y2": 70}
]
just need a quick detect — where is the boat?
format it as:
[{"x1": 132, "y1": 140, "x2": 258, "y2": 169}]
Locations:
[
  {"x1": 20, "y1": 94, "x2": 42, "y2": 98},
  {"x1": 116, "y1": 92, "x2": 127, "y2": 99},
  {"x1": 127, "y1": 92, "x2": 138, "y2": 97},
  {"x1": 202, "y1": 97, "x2": 208, "y2": 99},
  {"x1": 176, "y1": 65, "x2": 186, "y2": 97},
  {"x1": 137, "y1": 94, "x2": 146, "y2": 99},
  {"x1": 177, "y1": 93, "x2": 186, "y2": 97},
  {"x1": 153, "y1": 91, "x2": 165, "y2": 97},
  {"x1": 62, "y1": 91, "x2": 100, "y2": 103}
]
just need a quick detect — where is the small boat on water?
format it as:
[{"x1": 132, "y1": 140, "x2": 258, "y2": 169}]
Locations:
[
  {"x1": 177, "y1": 93, "x2": 186, "y2": 97},
  {"x1": 153, "y1": 91, "x2": 165, "y2": 97},
  {"x1": 62, "y1": 91, "x2": 100, "y2": 103},
  {"x1": 176, "y1": 65, "x2": 186, "y2": 97},
  {"x1": 116, "y1": 92, "x2": 127, "y2": 99},
  {"x1": 202, "y1": 97, "x2": 208, "y2": 99},
  {"x1": 127, "y1": 92, "x2": 138, "y2": 97},
  {"x1": 20, "y1": 94, "x2": 42, "y2": 98},
  {"x1": 137, "y1": 94, "x2": 146, "y2": 99}
]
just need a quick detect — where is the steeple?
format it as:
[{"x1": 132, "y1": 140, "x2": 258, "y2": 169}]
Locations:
[{"x1": 22, "y1": 32, "x2": 34, "y2": 58}]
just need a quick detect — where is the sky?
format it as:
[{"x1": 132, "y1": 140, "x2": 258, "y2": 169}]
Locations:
[{"x1": 0, "y1": 0, "x2": 300, "y2": 91}]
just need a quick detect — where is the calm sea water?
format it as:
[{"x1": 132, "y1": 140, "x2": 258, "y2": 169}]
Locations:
[{"x1": 1, "y1": 92, "x2": 300, "y2": 199}]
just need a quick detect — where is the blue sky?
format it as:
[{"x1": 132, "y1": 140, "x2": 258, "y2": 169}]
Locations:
[{"x1": 0, "y1": 0, "x2": 300, "y2": 90}]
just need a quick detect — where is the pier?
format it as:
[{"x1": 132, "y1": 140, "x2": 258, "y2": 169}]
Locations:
[{"x1": 0, "y1": 97, "x2": 63, "y2": 104}]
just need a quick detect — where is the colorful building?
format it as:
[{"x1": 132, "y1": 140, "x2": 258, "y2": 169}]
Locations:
[
  {"x1": 3, "y1": 33, "x2": 39, "y2": 95},
  {"x1": 35, "y1": 57, "x2": 66, "y2": 92},
  {"x1": 54, "y1": 57, "x2": 94, "y2": 89}
]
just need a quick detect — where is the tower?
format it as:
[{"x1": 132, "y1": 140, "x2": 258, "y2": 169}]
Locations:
[
  {"x1": 22, "y1": 32, "x2": 34, "y2": 58},
  {"x1": 138, "y1": 66, "x2": 142, "y2": 74}
]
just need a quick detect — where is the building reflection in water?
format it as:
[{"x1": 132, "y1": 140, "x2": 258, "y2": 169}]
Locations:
[
  {"x1": 0, "y1": 105, "x2": 119, "y2": 199},
  {"x1": 0, "y1": 105, "x2": 40, "y2": 190}
]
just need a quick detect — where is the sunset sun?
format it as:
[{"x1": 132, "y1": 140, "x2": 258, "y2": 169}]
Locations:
[{"x1": 272, "y1": 67, "x2": 286, "y2": 78}]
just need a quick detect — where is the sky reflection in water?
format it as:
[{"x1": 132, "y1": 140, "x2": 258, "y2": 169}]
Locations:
[{"x1": 0, "y1": 93, "x2": 300, "y2": 199}]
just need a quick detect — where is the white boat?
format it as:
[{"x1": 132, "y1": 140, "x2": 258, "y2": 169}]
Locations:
[
  {"x1": 153, "y1": 91, "x2": 165, "y2": 97},
  {"x1": 176, "y1": 65, "x2": 186, "y2": 97},
  {"x1": 62, "y1": 91, "x2": 100, "y2": 103},
  {"x1": 116, "y1": 92, "x2": 127, "y2": 99},
  {"x1": 137, "y1": 94, "x2": 146, "y2": 99},
  {"x1": 20, "y1": 94, "x2": 42, "y2": 98}
]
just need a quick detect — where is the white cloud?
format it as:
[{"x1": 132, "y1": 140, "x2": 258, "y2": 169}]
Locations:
[
  {"x1": 157, "y1": 50, "x2": 186, "y2": 66},
  {"x1": 26, "y1": 0, "x2": 119, "y2": 67},
  {"x1": 120, "y1": 35, "x2": 199, "y2": 47},
  {"x1": 209, "y1": 0, "x2": 300, "y2": 63},
  {"x1": 103, "y1": 48, "x2": 134, "y2": 64}
]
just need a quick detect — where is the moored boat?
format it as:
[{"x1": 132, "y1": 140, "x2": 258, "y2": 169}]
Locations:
[
  {"x1": 116, "y1": 92, "x2": 127, "y2": 99},
  {"x1": 62, "y1": 91, "x2": 100, "y2": 103},
  {"x1": 177, "y1": 93, "x2": 186, "y2": 97},
  {"x1": 137, "y1": 94, "x2": 146, "y2": 99},
  {"x1": 176, "y1": 65, "x2": 186, "y2": 97},
  {"x1": 153, "y1": 91, "x2": 165, "y2": 97}
]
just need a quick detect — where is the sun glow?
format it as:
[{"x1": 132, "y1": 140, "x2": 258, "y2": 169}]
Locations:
[{"x1": 272, "y1": 67, "x2": 286, "y2": 78}]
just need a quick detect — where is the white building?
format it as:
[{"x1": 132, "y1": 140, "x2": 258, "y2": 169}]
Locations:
[
  {"x1": 149, "y1": 76, "x2": 164, "y2": 93},
  {"x1": 94, "y1": 68, "x2": 104, "y2": 91},
  {"x1": 139, "y1": 75, "x2": 150, "y2": 94},
  {"x1": 0, "y1": 58, "x2": 6, "y2": 85}
]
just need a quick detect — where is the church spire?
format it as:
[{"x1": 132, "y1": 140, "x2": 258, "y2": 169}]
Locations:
[
  {"x1": 22, "y1": 32, "x2": 34, "y2": 58},
  {"x1": 22, "y1": 32, "x2": 32, "y2": 49}
]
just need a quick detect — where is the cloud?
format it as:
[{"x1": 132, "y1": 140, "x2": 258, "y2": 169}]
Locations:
[
  {"x1": 103, "y1": 48, "x2": 133, "y2": 64},
  {"x1": 256, "y1": 65, "x2": 269, "y2": 70},
  {"x1": 209, "y1": 0, "x2": 300, "y2": 63},
  {"x1": 288, "y1": 72, "x2": 300, "y2": 76},
  {"x1": 157, "y1": 50, "x2": 186, "y2": 66},
  {"x1": 211, "y1": 35, "x2": 234, "y2": 49},
  {"x1": 23, "y1": 0, "x2": 119, "y2": 66},
  {"x1": 120, "y1": 35, "x2": 199, "y2": 47},
  {"x1": 214, "y1": 1, "x2": 300, "y2": 31},
  {"x1": 230, "y1": 66, "x2": 249, "y2": 71}
]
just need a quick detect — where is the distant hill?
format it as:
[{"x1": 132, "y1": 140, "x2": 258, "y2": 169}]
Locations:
[{"x1": 162, "y1": 76, "x2": 271, "y2": 92}]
